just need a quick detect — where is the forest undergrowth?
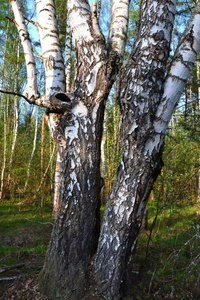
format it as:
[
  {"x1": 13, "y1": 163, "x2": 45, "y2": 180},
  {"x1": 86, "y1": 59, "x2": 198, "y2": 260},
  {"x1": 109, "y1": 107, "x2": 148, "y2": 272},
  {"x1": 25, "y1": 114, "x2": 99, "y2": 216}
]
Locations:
[{"x1": 0, "y1": 198, "x2": 200, "y2": 299}]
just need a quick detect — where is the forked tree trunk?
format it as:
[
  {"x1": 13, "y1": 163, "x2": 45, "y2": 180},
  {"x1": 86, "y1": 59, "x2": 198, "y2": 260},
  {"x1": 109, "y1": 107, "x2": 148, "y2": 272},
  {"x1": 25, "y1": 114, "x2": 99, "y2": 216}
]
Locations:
[
  {"x1": 37, "y1": 0, "x2": 128, "y2": 298},
  {"x1": 94, "y1": 0, "x2": 200, "y2": 298}
]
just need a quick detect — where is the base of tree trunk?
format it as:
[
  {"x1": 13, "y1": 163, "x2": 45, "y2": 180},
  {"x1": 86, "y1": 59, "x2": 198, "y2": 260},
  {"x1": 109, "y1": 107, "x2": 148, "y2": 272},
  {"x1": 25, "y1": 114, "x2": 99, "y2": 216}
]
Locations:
[{"x1": 39, "y1": 259, "x2": 87, "y2": 299}]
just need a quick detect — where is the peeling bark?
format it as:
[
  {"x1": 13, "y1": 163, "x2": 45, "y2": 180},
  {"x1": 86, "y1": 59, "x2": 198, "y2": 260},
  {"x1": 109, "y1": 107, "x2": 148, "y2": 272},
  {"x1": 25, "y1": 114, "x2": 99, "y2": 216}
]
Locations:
[
  {"x1": 38, "y1": 0, "x2": 128, "y2": 298},
  {"x1": 94, "y1": 1, "x2": 200, "y2": 298}
]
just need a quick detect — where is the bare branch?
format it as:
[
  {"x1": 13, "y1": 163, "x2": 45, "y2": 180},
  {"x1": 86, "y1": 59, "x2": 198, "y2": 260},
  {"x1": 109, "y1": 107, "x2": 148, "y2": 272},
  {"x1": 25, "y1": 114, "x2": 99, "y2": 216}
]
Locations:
[
  {"x1": 5, "y1": 15, "x2": 15, "y2": 23},
  {"x1": 34, "y1": 92, "x2": 74, "y2": 113},
  {"x1": 24, "y1": 16, "x2": 36, "y2": 26},
  {"x1": 0, "y1": 89, "x2": 33, "y2": 103},
  {"x1": 0, "y1": 89, "x2": 73, "y2": 113},
  {"x1": 0, "y1": 264, "x2": 25, "y2": 274}
]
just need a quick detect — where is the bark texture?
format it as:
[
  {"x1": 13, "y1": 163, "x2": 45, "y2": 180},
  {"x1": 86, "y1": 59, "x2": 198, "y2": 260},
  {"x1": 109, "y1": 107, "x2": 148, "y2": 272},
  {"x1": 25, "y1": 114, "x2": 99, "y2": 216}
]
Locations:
[
  {"x1": 39, "y1": 101, "x2": 104, "y2": 299},
  {"x1": 94, "y1": 1, "x2": 200, "y2": 298},
  {"x1": 38, "y1": 0, "x2": 129, "y2": 298}
]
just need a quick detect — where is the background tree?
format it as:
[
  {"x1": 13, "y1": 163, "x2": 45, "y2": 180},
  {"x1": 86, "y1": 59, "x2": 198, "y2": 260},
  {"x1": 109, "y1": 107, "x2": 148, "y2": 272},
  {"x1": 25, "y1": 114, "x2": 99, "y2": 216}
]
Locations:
[{"x1": 0, "y1": 0, "x2": 55, "y2": 204}]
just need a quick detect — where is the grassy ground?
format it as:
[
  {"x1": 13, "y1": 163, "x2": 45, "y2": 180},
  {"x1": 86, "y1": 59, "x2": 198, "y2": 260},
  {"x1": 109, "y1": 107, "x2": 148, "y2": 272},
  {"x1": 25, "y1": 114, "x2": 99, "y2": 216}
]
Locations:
[
  {"x1": 132, "y1": 201, "x2": 200, "y2": 299},
  {"x1": 0, "y1": 198, "x2": 200, "y2": 299},
  {"x1": 0, "y1": 199, "x2": 53, "y2": 299}
]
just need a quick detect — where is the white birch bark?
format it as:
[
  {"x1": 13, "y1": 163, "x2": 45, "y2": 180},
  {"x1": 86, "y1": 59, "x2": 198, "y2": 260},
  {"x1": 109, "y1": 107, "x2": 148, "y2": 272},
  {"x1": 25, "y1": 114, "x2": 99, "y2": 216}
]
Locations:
[
  {"x1": 11, "y1": 0, "x2": 38, "y2": 99},
  {"x1": 94, "y1": 2, "x2": 200, "y2": 298},
  {"x1": 68, "y1": 0, "x2": 93, "y2": 43},
  {"x1": 155, "y1": 0, "x2": 200, "y2": 135},
  {"x1": 65, "y1": 17, "x2": 72, "y2": 93},
  {"x1": 41, "y1": 111, "x2": 45, "y2": 178},
  {"x1": 51, "y1": 13, "x2": 72, "y2": 216},
  {"x1": 97, "y1": 0, "x2": 101, "y2": 20},
  {"x1": 109, "y1": 0, "x2": 130, "y2": 57},
  {"x1": 36, "y1": 0, "x2": 65, "y2": 95},
  {"x1": 11, "y1": 0, "x2": 131, "y2": 298},
  {"x1": 101, "y1": 103, "x2": 108, "y2": 179}
]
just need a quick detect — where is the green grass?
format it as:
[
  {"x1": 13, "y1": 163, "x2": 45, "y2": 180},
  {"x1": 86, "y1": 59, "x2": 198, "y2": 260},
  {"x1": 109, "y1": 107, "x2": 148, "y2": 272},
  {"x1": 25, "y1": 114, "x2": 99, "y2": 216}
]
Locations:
[
  {"x1": 0, "y1": 199, "x2": 53, "y2": 277},
  {"x1": 0, "y1": 199, "x2": 53, "y2": 235},
  {"x1": 0, "y1": 198, "x2": 200, "y2": 299},
  {"x1": 133, "y1": 199, "x2": 200, "y2": 299}
]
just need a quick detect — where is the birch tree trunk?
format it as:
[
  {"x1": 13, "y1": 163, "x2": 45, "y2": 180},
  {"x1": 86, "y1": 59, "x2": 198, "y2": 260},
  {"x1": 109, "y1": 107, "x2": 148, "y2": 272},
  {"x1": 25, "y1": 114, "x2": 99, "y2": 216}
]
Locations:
[
  {"x1": 11, "y1": 0, "x2": 200, "y2": 299},
  {"x1": 94, "y1": 1, "x2": 200, "y2": 298},
  {"x1": 37, "y1": 0, "x2": 129, "y2": 296}
]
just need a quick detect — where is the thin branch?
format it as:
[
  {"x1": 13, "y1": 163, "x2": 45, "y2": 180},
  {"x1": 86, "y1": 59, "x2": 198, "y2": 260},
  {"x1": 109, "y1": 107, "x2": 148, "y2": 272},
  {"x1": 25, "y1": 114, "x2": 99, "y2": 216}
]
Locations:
[
  {"x1": 0, "y1": 89, "x2": 74, "y2": 113},
  {"x1": 0, "y1": 276, "x2": 19, "y2": 281},
  {"x1": 0, "y1": 89, "x2": 33, "y2": 103},
  {"x1": 0, "y1": 263, "x2": 25, "y2": 274},
  {"x1": 24, "y1": 16, "x2": 36, "y2": 26},
  {"x1": 5, "y1": 15, "x2": 15, "y2": 24},
  {"x1": 25, "y1": 218, "x2": 53, "y2": 226}
]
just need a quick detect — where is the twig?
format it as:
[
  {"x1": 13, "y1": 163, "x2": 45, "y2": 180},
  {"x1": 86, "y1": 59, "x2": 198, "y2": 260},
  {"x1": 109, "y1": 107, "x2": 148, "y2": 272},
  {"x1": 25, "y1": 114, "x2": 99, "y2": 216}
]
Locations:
[
  {"x1": 5, "y1": 15, "x2": 15, "y2": 24},
  {"x1": 0, "y1": 263, "x2": 25, "y2": 274},
  {"x1": 0, "y1": 89, "x2": 31, "y2": 103},
  {"x1": 0, "y1": 254, "x2": 11, "y2": 262},
  {"x1": 25, "y1": 218, "x2": 53, "y2": 226},
  {"x1": 0, "y1": 276, "x2": 19, "y2": 281},
  {"x1": 24, "y1": 16, "x2": 36, "y2": 26}
]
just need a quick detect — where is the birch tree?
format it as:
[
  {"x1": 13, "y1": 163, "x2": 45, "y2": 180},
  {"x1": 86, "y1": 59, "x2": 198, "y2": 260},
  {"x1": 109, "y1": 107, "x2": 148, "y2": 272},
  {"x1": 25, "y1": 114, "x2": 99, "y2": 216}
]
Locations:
[{"x1": 9, "y1": 0, "x2": 200, "y2": 299}]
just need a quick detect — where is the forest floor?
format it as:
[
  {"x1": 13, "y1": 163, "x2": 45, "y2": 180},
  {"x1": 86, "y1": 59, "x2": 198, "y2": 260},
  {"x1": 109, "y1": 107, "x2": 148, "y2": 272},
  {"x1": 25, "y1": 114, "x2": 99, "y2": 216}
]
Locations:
[{"x1": 0, "y1": 200, "x2": 200, "y2": 299}]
